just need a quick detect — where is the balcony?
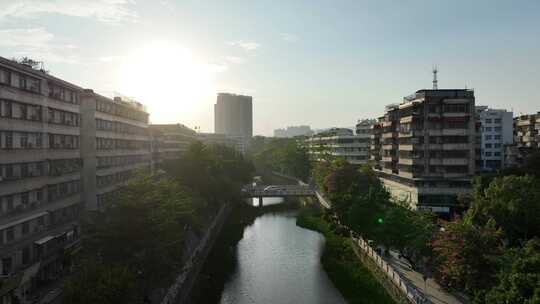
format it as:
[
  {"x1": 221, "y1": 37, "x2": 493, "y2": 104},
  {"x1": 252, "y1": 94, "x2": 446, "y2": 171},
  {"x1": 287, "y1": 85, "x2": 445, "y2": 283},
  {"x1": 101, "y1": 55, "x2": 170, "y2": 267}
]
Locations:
[
  {"x1": 398, "y1": 158, "x2": 423, "y2": 165},
  {"x1": 442, "y1": 143, "x2": 470, "y2": 150},
  {"x1": 381, "y1": 156, "x2": 395, "y2": 162},
  {"x1": 381, "y1": 132, "x2": 397, "y2": 139},
  {"x1": 442, "y1": 112, "x2": 469, "y2": 117},
  {"x1": 429, "y1": 158, "x2": 469, "y2": 165},
  {"x1": 516, "y1": 120, "x2": 534, "y2": 127},
  {"x1": 399, "y1": 143, "x2": 424, "y2": 151}
]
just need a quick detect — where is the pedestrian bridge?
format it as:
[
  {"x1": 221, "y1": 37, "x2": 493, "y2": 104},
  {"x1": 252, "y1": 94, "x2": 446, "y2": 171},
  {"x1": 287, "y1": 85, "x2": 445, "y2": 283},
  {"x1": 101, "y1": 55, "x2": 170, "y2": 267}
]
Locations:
[{"x1": 242, "y1": 184, "x2": 315, "y2": 198}]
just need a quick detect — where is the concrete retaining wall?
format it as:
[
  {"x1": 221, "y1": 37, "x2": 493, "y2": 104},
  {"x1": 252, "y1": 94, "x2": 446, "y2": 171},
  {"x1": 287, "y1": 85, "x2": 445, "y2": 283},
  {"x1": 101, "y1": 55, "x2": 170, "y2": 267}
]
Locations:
[{"x1": 159, "y1": 203, "x2": 231, "y2": 304}]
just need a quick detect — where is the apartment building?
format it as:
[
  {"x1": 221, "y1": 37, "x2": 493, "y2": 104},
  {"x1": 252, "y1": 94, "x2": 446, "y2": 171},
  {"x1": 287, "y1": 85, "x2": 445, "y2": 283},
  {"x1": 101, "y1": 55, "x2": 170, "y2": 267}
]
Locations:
[
  {"x1": 0, "y1": 58, "x2": 83, "y2": 303},
  {"x1": 197, "y1": 132, "x2": 246, "y2": 154},
  {"x1": 0, "y1": 57, "x2": 151, "y2": 303},
  {"x1": 371, "y1": 89, "x2": 476, "y2": 215},
  {"x1": 504, "y1": 112, "x2": 540, "y2": 168},
  {"x1": 304, "y1": 127, "x2": 372, "y2": 165},
  {"x1": 475, "y1": 106, "x2": 513, "y2": 171},
  {"x1": 149, "y1": 123, "x2": 197, "y2": 166},
  {"x1": 514, "y1": 113, "x2": 538, "y2": 149}
]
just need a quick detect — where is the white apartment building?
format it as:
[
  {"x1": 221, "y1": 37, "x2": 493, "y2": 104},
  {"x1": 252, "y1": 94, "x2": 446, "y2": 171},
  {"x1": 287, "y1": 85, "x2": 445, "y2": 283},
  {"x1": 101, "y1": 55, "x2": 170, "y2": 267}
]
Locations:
[
  {"x1": 475, "y1": 106, "x2": 513, "y2": 171},
  {"x1": 304, "y1": 126, "x2": 372, "y2": 165},
  {"x1": 149, "y1": 123, "x2": 197, "y2": 166}
]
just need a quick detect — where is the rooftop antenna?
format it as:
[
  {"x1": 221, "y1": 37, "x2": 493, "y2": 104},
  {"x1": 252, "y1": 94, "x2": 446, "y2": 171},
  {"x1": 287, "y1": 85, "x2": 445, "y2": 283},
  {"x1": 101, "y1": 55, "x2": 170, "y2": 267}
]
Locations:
[{"x1": 432, "y1": 65, "x2": 438, "y2": 90}]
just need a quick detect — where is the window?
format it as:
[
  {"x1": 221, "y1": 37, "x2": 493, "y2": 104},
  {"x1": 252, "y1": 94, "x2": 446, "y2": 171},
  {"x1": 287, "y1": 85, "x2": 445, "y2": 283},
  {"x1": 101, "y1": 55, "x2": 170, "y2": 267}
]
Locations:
[
  {"x1": 485, "y1": 143, "x2": 492, "y2": 148},
  {"x1": 485, "y1": 127, "x2": 492, "y2": 131},
  {"x1": 20, "y1": 134, "x2": 28, "y2": 148},
  {"x1": 485, "y1": 119, "x2": 492, "y2": 123},
  {"x1": 494, "y1": 127, "x2": 501, "y2": 132},
  {"x1": 20, "y1": 163, "x2": 28, "y2": 177},
  {"x1": 494, "y1": 152, "x2": 501, "y2": 156},
  {"x1": 21, "y1": 192, "x2": 29, "y2": 205},
  {"x1": 19, "y1": 74, "x2": 41, "y2": 93},
  {"x1": 494, "y1": 135, "x2": 501, "y2": 140},
  {"x1": 0, "y1": 68, "x2": 10, "y2": 85},
  {"x1": 22, "y1": 247, "x2": 30, "y2": 265},
  {"x1": 485, "y1": 152, "x2": 492, "y2": 156},
  {"x1": 1, "y1": 258, "x2": 12, "y2": 275},
  {"x1": 5, "y1": 131, "x2": 13, "y2": 148},
  {"x1": 485, "y1": 135, "x2": 492, "y2": 140},
  {"x1": 1, "y1": 100, "x2": 12, "y2": 117},
  {"x1": 494, "y1": 143, "x2": 501, "y2": 148},
  {"x1": 443, "y1": 103, "x2": 469, "y2": 113},
  {"x1": 494, "y1": 118, "x2": 501, "y2": 123},
  {"x1": 22, "y1": 222, "x2": 29, "y2": 234},
  {"x1": 5, "y1": 196, "x2": 13, "y2": 211},
  {"x1": 6, "y1": 227, "x2": 14, "y2": 241}
]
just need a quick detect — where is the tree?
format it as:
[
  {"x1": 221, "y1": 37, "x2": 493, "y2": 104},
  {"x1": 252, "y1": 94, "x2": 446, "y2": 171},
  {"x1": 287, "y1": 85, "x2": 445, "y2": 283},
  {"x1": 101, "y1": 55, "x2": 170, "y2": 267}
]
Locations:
[
  {"x1": 470, "y1": 175, "x2": 540, "y2": 245},
  {"x1": 252, "y1": 138, "x2": 311, "y2": 181},
  {"x1": 76, "y1": 174, "x2": 198, "y2": 298},
  {"x1": 432, "y1": 217, "x2": 504, "y2": 292},
  {"x1": 165, "y1": 141, "x2": 254, "y2": 209},
  {"x1": 64, "y1": 262, "x2": 141, "y2": 304},
  {"x1": 523, "y1": 150, "x2": 540, "y2": 178},
  {"x1": 484, "y1": 238, "x2": 540, "y2": 304}
]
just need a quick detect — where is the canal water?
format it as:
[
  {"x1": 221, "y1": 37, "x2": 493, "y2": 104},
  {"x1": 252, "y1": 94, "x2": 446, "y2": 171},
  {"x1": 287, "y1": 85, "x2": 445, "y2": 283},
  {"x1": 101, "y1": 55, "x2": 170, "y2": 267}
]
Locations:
[{"x1": 220, "y1": 198, "x2": 346, "y2": 304}]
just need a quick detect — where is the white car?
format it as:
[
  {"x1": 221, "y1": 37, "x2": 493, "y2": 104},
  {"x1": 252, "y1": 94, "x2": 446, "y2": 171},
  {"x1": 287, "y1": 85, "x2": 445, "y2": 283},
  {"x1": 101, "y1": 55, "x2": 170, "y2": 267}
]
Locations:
[{"x1": 263, "y1": 186, "x2": 282, "y2": 191}]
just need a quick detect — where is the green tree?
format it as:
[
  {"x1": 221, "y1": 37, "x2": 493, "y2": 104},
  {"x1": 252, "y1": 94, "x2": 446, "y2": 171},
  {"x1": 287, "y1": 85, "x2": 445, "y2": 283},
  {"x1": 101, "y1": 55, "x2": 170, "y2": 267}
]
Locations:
[
  {"x1": 470, "y1": 175, "x2": 540, "y2": 245},
  {"x1": 484, "y1": 238, "x2": 540, "y2": 304},
  {"x1": 64, "y1": 262, "x2": 141, "y2": 304},
  {"x1": 73, "y1": 174, "x2": 198, "y2": 300},
  {"x1": 432, "y1": 217, "x2": 504, "y2": 292},
  {"x1": 252, "y1": 138, "x2": 311, "y2": 180}
]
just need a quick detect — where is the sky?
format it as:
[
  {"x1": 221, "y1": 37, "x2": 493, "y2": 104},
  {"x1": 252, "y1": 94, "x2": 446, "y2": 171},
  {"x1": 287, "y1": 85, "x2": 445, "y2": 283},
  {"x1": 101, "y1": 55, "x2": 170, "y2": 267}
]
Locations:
[{"x1": 1, "y1": 0, "x2": 539, "y2": 136}]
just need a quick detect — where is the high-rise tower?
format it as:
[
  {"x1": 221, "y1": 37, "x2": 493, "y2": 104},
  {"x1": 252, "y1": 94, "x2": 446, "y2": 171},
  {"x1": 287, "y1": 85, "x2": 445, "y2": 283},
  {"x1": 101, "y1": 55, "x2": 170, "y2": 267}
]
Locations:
[{"x1": 214, "y1": 93, "x2": 253, "y2": 139}]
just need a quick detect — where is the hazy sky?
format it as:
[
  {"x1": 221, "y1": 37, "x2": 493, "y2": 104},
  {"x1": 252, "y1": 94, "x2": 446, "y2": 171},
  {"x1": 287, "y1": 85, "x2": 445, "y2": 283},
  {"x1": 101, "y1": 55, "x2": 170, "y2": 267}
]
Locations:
[{"x1": 1, "y1": 0, "x2": 539, "y2": 135}]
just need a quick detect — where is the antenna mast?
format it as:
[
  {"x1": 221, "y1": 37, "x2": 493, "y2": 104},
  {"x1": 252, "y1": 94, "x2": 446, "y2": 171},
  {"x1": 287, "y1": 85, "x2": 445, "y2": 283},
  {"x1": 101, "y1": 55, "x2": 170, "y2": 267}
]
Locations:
[{"x1": 432, "y1": 66, "x2": 438, "y2": 90}]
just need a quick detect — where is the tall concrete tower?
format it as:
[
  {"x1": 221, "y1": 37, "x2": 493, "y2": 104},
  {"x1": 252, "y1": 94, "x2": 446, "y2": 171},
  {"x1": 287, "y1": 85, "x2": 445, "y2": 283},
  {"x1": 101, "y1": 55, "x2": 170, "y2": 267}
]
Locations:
[{"x1": 214, "y1": 93, "x2": 253, "y2": 139}]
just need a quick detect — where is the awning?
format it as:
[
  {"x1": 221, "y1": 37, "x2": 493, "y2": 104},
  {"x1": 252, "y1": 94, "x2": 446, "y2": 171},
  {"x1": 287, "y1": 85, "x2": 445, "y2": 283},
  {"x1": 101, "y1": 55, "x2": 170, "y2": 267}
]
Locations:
[
  {"x1": 34, "y1": 235, "x2": 55, "y2": 245},
  {"x1": 20, "y1": 262, "x2": 41, "y2": 285}
]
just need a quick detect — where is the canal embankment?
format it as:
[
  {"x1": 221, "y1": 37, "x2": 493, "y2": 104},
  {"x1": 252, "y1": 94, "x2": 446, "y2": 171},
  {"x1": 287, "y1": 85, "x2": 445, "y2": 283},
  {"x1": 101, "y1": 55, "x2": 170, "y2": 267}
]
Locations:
[{"x1": 296, "y1": 207, "x2": 397, "y2": 304}]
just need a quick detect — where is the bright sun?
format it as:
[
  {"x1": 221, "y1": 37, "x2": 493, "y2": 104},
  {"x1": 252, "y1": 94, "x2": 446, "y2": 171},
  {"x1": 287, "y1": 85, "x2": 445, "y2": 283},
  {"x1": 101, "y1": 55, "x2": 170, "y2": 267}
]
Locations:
[{"x1": 117, "y1": 42, "x2": 219, "y2": 124}]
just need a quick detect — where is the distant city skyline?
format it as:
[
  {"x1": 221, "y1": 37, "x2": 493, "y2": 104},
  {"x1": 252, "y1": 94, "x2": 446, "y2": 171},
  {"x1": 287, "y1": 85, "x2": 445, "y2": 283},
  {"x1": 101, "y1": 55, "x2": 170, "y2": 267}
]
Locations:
[{"x1": 1, "y1": 0, "x2": 539, "y2": 136}]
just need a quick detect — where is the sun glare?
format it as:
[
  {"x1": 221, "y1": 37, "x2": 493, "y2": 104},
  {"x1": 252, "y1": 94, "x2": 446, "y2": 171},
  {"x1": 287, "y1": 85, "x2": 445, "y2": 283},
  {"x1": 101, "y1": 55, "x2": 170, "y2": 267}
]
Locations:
[{"x1": 117, "y1": 42, "x2": 218, "y2": 123}]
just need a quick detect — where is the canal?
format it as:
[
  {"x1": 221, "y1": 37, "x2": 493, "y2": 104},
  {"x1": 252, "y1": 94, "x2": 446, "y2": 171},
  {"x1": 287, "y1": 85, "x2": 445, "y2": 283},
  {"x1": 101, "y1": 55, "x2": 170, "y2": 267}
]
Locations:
[{"x1": 218, "y1": 197, "x2": 346, "y2": 304}]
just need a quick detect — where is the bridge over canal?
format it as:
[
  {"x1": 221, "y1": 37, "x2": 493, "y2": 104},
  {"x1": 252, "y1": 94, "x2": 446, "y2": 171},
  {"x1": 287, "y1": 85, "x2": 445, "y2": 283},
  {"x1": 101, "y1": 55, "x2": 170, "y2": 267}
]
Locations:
[{"x1": 242, "y1": 184, "x2": 316, "y2": 206}]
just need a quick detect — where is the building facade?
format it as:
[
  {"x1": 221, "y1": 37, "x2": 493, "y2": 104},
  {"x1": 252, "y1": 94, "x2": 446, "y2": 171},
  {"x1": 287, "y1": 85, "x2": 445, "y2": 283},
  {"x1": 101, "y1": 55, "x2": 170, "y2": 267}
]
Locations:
[
  {"x1": 0, "y1": 58, "x2": 83, "y2": 303},
  {"x1": 304, "y1": 127, "x2": 372, "y2": 165},
  {"x1": 80, "y1": 92, "x2": 151, "y2": 211},
  {"x1": 0, "y1": 57, "x2": 151, "y2": 303},
  {"x1": 475, "y1": 106, "x2": 513, "y2": 171},
  {"x1": 149, "y1": 124, "x2": 197, "y2": 167},
  {"x1": 371, "y1": 89, "x2": 476, "y2": 216}
]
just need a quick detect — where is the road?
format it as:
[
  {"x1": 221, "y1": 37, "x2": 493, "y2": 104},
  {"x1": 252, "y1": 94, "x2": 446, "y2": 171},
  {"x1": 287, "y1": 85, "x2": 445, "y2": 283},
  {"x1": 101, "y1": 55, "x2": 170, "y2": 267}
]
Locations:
[{"x1": 383, "y1": 251, "x2": 466, "y2": 304}]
